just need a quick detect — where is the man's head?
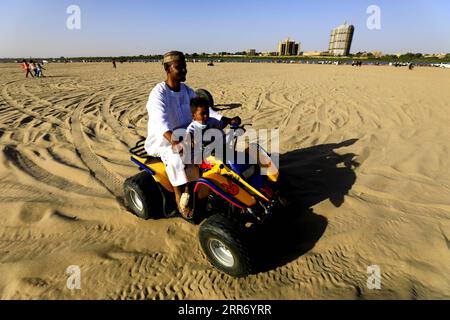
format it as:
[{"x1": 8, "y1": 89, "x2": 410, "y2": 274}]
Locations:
[
  {"x1": 190, "y1": 97, "x2": 210, "y2": 124},
  {"x1": 163, "y1": 51, "x2": 187, "y2": 82}
]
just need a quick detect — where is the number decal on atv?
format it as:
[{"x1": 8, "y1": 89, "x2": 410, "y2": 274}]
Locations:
[{"x1": 221, "y1": 180, "x2": 239, "y2": 196}]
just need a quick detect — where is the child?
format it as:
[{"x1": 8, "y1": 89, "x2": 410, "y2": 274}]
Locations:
[
  {"x1": 187, "y1": 97, "x2": 225, "y2": 137},
  {"x1": 173, "y1": 97, "x2": 239, "y2": 219},
  {"x1": 35, "y1": 63, "x2": 42, "y2": 77},
  {"x1": 185, "y1": 97, "x2": 227, "y2": 164},
  {"x1": 36, "y1": 62, "x2": 46, "y2": 77}
]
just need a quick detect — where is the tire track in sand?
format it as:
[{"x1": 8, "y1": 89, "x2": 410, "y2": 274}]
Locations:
[
  {"x1": 2, "y1": 145, "x2": 110, "y2": 198},
  {"x1": 111, "y1": 252, "x2": 172, "y2": 300},
  {"x1": 101, "y1": 94, "x2": 141, "y2": 148},
  {"x1": 2, "y1": 81, "x2": 68, "y2": 130},
  {"x1": 155, "y1": 244, "x2": 364, "y2": 300},
  {"x1": 70, "y1": 94, "x2": 125, "y2": 198}
]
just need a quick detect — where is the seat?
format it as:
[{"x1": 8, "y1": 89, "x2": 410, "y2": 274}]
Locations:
[{"x1": 130, "y1": 139, "x2": 174, "y2": 192}]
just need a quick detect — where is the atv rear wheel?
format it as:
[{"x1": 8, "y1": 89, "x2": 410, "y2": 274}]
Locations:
[
  {"x1": 123, "y1": 171, "x2": 162, "y2": 220},
  {"x1": 199, "y1": 214, "x2": 253, "y2": 277}
]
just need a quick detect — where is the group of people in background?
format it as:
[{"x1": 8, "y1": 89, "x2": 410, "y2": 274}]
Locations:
[
  {"x1": 351, "y1": 60, "x2": 363, "y2": 67},
  {"x1": 21, "y1": 60, "x2": 46, "y2": 78}
]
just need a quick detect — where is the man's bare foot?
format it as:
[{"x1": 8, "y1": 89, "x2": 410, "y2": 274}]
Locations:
[{"x1": 178, "y1": 193, "x2": 193, "y2": 219}]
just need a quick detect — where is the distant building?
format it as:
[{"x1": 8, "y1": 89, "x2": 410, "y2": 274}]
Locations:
[
  {"x1": 303, "y1": 51, "x2": 326, "y2": 57},
  {"x1": 423, "y1": 53, "x2": 447, "y2": 59},
  {"x1": 246, "y1": 49, "x2": 256, "y2": 56},
  {"x1": 328, "y1": 22, "x2": 354, "y2": 56},
  {"x1": 261, "y1": 52, "x2": 278, "y2": 57},
  {"x1": 278, "y1": 38, "x2": 301, "y2": 56}
]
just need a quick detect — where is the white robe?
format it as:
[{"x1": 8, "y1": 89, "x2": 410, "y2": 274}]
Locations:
[{"x1": 144, "y1": 82, "x2": 222, "y2": 186}]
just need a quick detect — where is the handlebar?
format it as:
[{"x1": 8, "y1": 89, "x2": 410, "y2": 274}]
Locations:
[{"x1": 230, "y1": 123, "x2": 252, "y2": 130}]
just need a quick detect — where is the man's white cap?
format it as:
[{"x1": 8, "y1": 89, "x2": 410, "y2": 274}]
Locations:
[{"x1": 162, "y1": 51, "x2": 185, "y2": 64}]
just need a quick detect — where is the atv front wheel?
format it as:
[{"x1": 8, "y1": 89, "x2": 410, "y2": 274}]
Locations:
[
  {"x1": 123, "y1": 171, "x2": 162, "y2": 220},
  {"x1": 199, "y1": 214, "x2": 253, "y2": 277}
]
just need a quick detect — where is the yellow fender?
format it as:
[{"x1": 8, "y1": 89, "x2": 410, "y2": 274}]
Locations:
[
  {"x1": 203, "y1": 156, "x2": 270, "y2": 202},
  {"x1": 131, "y1": 155, "x2": 174, "y2": 192}
]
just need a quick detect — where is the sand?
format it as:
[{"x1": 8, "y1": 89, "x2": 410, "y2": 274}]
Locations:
[{"x1": 0, "y1": 62, "x2": 449, "y2": 300}]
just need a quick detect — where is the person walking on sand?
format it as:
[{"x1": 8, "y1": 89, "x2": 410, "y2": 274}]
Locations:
[
  {"x1": 144, "y1": 51, "x2": 241, "y2": 219},
  {"x1": 35, "y1": 62, "x2": 43, "y2": 78},
  {"x1": 36, "y1": 62, "x2": 46, "y2": 77},
  {"x1": 112, "y1": 59, "x2": 117, "y2": 69},
  {"x1": 21, "y1": 60, "x2": 28, "y2": 76},
  {"x1": 22, "y1": 60, "x2": 34, "y2": 78},
  {"x1": 29, "y1": 60, "x2": 38, "y2": 77}
]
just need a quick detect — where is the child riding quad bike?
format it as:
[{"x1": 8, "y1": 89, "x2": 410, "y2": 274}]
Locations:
[{"x1": 123, "y1": 90, "x2": 283, "y2": 278}]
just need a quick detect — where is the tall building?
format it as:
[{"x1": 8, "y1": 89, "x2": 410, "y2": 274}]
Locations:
[
  {"x1": 246, "y1": 49, "x2": 256, "y2": 56},
  {"x1": 278, "y1": 38, "x2": 301, "y2": 56},
  {"x1": 328, "y1": 22, "x2": 354, "y2": 56}
]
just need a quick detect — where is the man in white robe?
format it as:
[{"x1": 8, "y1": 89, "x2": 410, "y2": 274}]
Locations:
[{"x1": 144, "y1": 51, "x2": 239, "y2": 219}]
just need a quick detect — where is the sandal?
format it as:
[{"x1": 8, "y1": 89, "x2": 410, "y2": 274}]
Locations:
[{"x1": 178, "y1": 193, "x2": 193, "y2": 219}]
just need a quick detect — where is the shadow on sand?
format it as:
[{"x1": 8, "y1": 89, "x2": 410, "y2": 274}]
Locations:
[
  {"x1": 212, "y1": 103, "x2": 242, "y2": 111},
  {"x1": 253, "y1": 139, "x2": 360, "y2": 273}
]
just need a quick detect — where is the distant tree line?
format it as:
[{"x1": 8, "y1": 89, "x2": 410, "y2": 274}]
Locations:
[
  {"x1": 64, "y1": 54, "x2": 163, "y2": 62},
  {"x1": 3, "y1": 52, "x2": 449, "y2": 64},
  {"x1": 350, "y1": 52, "x2": 450, "y2": 61}
]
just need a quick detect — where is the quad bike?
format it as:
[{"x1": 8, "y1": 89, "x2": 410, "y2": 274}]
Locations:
[{"x1": 123, "y1": 90, "x2": 284, "y2": 277}]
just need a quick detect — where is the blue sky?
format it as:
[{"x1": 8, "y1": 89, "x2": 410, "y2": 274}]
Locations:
[{"x1": 1, "y1": 0, "x2": 449, "y2": 57}]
